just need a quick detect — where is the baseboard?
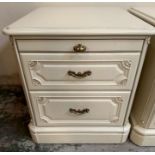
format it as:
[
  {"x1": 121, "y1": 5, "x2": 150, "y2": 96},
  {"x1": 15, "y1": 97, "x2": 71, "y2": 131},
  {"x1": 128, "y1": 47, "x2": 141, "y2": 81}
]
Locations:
[
  {"x1": 130, "y1": 116, "x2": 155, "y2": 146},
  {"x1": 29, "y1": 122, "x2": 131, "y2": 143}
]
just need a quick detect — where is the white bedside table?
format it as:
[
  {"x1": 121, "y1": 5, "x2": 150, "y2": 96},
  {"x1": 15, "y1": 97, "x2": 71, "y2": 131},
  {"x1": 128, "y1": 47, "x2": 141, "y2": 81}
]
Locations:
[
  {"x1": 3, "y1": 7, "x2": 155, "y2": 143},
  {"x1": 129, "y1": 7, "x2": 155, "y2": 146}
]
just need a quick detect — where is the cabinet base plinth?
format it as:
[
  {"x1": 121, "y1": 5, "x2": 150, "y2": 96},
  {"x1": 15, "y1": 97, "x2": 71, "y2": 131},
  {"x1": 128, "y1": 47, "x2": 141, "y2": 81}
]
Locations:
[
  {"x1": 29, "y1": 123, "x2": 130, "y2": 143},
  {"x1": 130, "y1": 123, "x2": 155, "y2": 146}
]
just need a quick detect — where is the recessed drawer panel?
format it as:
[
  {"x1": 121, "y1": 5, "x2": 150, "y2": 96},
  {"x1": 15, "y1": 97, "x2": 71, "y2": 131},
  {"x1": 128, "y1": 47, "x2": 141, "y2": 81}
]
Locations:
[
  {"x1": 20, "y1": 53, "x2": 140, "y2": 90},
  {"x1": 30, "y1": 91, "x2": 130, "y2": 126},
  {"x1": 17, "y1": 39, "x2": 143, "y2": 52}
]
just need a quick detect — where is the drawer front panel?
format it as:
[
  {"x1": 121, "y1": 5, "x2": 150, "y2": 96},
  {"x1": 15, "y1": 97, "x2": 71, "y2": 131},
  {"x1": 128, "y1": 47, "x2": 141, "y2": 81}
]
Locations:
[
  {"x1": 20, "y1": 53, "x2": 140, "y2": 90},
  {"x1": 17, "y1": 39, "x2": 143, "y2": 52},
  {"x1": 30, "y1": 91, "x2": 130, "y2": 126}
]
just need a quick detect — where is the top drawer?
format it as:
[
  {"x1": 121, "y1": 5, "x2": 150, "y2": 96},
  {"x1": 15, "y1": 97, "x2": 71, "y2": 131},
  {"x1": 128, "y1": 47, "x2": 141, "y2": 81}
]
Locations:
[{"x1": 16, "y1": 39, "x2": 143, "y2": 52}]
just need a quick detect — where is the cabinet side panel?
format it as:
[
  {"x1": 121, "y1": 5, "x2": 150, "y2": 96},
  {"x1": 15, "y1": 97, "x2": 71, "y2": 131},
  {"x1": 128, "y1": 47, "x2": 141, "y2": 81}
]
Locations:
[
  {"x1": 12, "y1": 37, "x2": 36, "y2": 125},
  {"x1": 131, "y1": 36, "x2": 155, "y2": 128},
  {"x1": 124, "y1": 37, "x2": 150, "y2": 124}
]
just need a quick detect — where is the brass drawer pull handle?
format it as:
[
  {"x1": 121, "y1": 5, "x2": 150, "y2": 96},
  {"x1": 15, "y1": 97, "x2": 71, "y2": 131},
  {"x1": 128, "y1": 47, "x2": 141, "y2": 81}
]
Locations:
[
  {"x1": 73, "y1": 44, "x2": 86, "y2": 52},
  {"x1": 69, "y1": 108, "x2": 90, "y2": 114},
  {"x1": 68, "y1": 70, "x2": 92, "y2": 79}
]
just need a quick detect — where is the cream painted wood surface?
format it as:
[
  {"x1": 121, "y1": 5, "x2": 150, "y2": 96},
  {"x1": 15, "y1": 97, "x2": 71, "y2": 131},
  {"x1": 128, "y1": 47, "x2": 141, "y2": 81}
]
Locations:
[
  {"x1": 17, "y1": 39, "x2": 144, "y2": 52},
  {"x1": 2, "y1": 3, "x2": 155, "y2": 80},
  {"x1": 29, "y1": 122, "x2": 131, "y2": 143},
  {"x1": 3, "y1": 7, "x2": 155, "y2": 35},
  {"x1": 129, "y1": 7, "x2": 155, "y2": 26},
  {"x1": 3, "y1": 7, "x2": 154, "y2": 143},
  {"x1": 30, "y1": 91, "x2": 130, "y2": 126},
  {"x1": 129, "y1": 7, "x2": 155, "y2": 146},
  {"x1": 130, "y1": 117, "x2": 155, "y2": 146},
  {"x1": 20, "y1": 53, "x2": 140, "y2": 90}
]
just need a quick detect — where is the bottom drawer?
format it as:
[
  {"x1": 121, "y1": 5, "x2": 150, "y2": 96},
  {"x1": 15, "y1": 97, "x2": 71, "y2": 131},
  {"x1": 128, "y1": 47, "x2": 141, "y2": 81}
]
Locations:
[{"x1": 30, "y1": 91, "x2": 130, "y2": 126}]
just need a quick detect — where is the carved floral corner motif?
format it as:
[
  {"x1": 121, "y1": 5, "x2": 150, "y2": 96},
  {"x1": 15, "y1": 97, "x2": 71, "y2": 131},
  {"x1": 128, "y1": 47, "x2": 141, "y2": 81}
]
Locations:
[
  {"x1": 29, "y1": 61, "x2": 37, "y2": 68},
  {"x1": 28, "y1": 61, "x2": 42, "y2": 86},
  {"x1": 37, "y1": 97, "x2": 52, "y2": 123},
  {"x1": 111, "y1": 97, "x2": 123, "y2": 122},
  {"x1": 116, "y1": 60, "x2": 132, "y2": 86},
  {"x1": 32, "y1": 79, "x2": 41, "y2": 86},
  {"x1": 121, "y1": 60, "x2": 131, "y2": 70},
  {"x1": 112, "y1": 97, "x2": 123, "y2": 104}
]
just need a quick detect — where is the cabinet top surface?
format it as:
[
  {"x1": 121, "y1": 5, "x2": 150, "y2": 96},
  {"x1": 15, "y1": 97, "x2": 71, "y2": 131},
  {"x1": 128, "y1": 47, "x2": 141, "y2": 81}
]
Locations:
[
  {"x1": 129, "y1": 7, "x2": 155, "y2": 26},
  {"x1": 3, "y1": 7, "x2": 155, "y2": 36}
]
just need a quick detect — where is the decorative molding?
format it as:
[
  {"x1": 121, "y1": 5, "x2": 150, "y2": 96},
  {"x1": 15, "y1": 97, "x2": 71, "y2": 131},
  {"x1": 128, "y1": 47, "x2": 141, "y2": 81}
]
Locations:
[
  {"x1": 121, "y1": 60, "x2": 131, "y2": 70},
  {"x1": 29, "y1": 61, "x2": 37, "y2": 68},
  {"x1": 28, "y1": 60, "x2": 132, "y2": 87},
  {"x1": 32, "y1": 79, "x2": 41, "y2": 86},
  {"x1": 111, "y1": 97, "x2": 123, "y2": 122},
  {"x1": 37, "y1": 96, "x2": 123, "y2": 124},
  {"x1": 117, "y1": 60, "x2": 131, "y2": 85},
  {"x1": 112, "y1": 97, "x2": 123, "y2": 106},
  {"x1": 29, "y1": 61, "x2": 41, "y2": 86},
  {"x1": 37, "y1": 97, "x2": 44, "y2": 103},
  {"x1": 37, "y1": 97, "x2": 50, "y2": 123}
]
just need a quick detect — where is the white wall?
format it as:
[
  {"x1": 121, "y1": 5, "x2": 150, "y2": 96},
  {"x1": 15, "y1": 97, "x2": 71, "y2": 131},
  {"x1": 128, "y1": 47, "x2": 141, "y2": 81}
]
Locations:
[{"x1": 0, "y1": 2, "x2": 155, "y2": 84}]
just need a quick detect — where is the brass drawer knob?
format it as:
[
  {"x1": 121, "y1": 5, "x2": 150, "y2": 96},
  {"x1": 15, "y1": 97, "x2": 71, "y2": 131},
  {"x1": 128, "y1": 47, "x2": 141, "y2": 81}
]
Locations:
[
  {"x1": 67, "y1": 70, "x2": 91, "y2": 79},
  {"x1": 69, "y1": 108, "x2": 90, "y2": 115},
  {"x1": 73, "y1": 44, "x2": 86, "y2": 52}
]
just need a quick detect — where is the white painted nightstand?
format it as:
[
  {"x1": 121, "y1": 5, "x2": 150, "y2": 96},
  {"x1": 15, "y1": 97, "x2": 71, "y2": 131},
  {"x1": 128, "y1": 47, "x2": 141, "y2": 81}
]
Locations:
[
  {"x1": 3, "y1": 7, "x2": 155, "y2": 143},
  {"x1": 129, "y1": 7, "x2": 155, "y2": 146}
]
